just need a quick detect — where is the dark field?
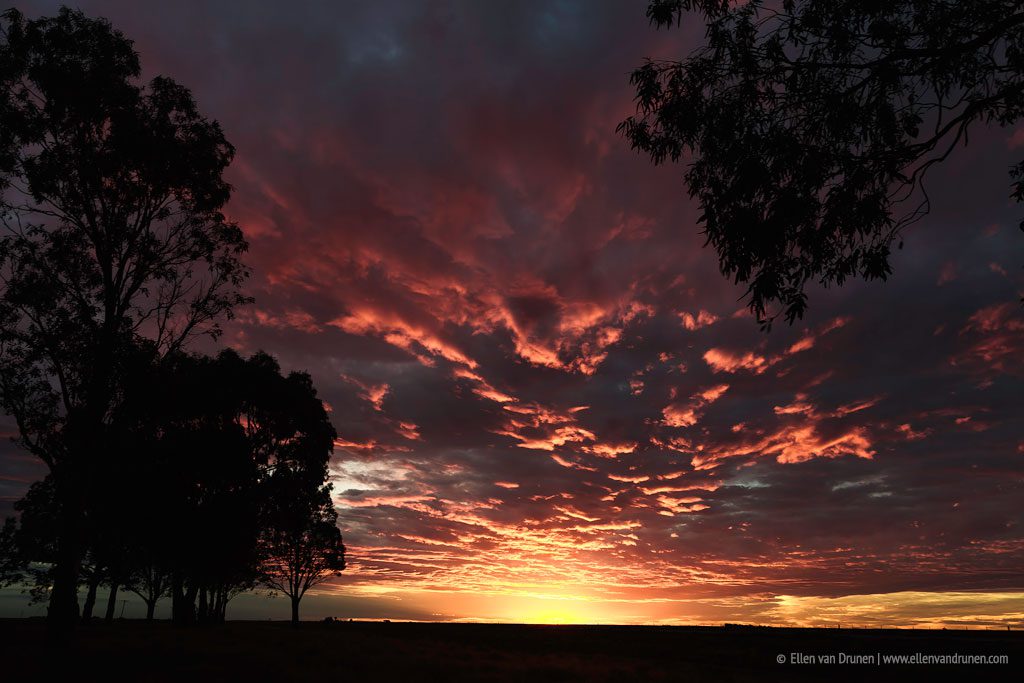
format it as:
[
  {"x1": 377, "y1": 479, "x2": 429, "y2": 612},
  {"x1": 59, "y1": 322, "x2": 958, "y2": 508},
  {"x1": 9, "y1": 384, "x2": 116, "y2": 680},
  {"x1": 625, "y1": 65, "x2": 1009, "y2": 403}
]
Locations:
[{"x1": 1, "y1": 619, "x2": 1021, "y2": 682}]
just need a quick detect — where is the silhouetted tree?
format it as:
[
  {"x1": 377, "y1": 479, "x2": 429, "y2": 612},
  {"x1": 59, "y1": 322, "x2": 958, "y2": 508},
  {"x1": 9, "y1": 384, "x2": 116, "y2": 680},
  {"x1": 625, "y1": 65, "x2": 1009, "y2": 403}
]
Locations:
[
  {"x1": 260, "y1": 471, "x2": 346, "y2": 625},
  {"x1": 620, "y1": 0, "x2": 1024, "y2": 326},
  {"x1": 2, "y1": 347, "x2": 338, "y2": 627},
  {"x1": 0, "y1": 518, "x2": 24, "y2": 588},
  {"x1": 0, "y1": 477, "x2": 58, "y2": 603},
  {"x1": 0, "y1": 7, "x2": 249, "y2": 635},
  {"x1": 79, "y1": 557, "x2": 105, "y2": 622},
  {"x1": 0, "y1": 474, "x2": 114, "y2": 621},
  {"x1": 123, "y1": 554, "x2": 169, "y2": 621},
  {"x1": 115, "y1": 350, "x2": 260, "y2": 625},
  {"x1": 113, "y1": 348, "x2": 338, "y2": 625}
]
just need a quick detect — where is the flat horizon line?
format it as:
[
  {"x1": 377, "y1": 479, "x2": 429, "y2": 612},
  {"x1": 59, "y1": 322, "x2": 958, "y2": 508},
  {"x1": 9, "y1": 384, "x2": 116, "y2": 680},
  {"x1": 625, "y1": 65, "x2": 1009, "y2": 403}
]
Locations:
[{"x1": 3, "y1": 617, "x2": 1020, "y2": 632}]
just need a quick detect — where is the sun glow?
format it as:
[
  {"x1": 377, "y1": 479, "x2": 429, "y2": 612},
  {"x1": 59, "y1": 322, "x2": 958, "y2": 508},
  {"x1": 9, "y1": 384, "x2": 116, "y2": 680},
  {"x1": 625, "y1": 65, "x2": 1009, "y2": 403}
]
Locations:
[{"x1": 516, "y1": 598, "x2": 600, "y2": 625}]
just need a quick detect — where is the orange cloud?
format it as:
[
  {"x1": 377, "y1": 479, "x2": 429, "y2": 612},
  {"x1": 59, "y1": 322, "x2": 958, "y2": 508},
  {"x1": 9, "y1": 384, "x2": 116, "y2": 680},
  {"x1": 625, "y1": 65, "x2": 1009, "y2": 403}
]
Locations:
[
  {"x1": 662, "y1": 384, "x2": 730, "y2": 428},
  {"x1": 330, "y1": 308, "x2": 478, "y2": 368},
  {"x1": 679, "y1": 309, "x2": 718, "y2": 330},
  {"x1": 703, "y1": 348, "x2": 770, "y2": 374},
  {"x1": 342, "y1": 374, "x2": 390, "y2": 411},
  {"x1": 693, "y1": 395, "x2": 878, "y2": 469}
]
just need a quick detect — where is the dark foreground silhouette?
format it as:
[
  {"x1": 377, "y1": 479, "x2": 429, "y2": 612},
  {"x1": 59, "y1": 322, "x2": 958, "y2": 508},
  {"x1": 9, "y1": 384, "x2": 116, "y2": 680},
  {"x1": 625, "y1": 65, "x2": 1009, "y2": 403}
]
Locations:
[{"x1": 2, "y1": 619, "x2": 1020, "y2": 682}]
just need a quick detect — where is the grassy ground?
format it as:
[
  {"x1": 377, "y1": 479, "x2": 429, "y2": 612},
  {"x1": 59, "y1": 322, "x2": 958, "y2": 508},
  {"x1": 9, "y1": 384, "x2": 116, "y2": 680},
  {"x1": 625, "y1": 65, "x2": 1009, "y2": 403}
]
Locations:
[{"x1": 1, "y1": 619, "x2": 1021, "y2": 681}]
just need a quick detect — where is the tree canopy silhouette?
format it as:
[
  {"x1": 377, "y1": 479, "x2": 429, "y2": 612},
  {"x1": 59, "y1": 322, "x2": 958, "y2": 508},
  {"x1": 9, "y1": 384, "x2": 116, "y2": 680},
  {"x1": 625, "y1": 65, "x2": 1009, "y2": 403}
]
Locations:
[
  {"x1": 0, "y1": 477, "x2": 57, "y2": 599},
  {"x1": 619, "y1": 0, "x2": 1024, "y2": 327},
  {"x1": 260, "y1": 471, "x2": 346, "y2": 625},
  {"x1": 1, "y1": 348, "x2": 344, "y2": 625},
  {"x1": 116, "y1": 348, "x2": 340, "y2": 625},
  {"x1": 0, "y1": 7, "x2": 249, "y2": 633}
]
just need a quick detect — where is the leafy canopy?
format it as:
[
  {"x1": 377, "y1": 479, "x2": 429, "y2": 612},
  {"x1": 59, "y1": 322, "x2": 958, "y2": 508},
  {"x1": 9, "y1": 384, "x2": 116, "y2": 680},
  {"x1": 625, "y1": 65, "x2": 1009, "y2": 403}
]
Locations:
[
  {"x1": 0, "y1": 7, "x2": 250, "y2": 470},
  {"x1": 620, "y1": 0, "x2": 1024, "y2": 326}
]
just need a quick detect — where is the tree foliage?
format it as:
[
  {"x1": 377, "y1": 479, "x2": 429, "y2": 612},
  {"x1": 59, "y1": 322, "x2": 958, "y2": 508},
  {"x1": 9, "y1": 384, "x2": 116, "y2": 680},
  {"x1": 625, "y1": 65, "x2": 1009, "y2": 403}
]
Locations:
[
  {"x1": 3, "y1": 348, "x2": 343, "y2": 624},
  {"x1": 118, "y1": 348, "x2": 340, "y2": 624},
  {"x1": 620, "y1": 0, "x2": 1024, "y2": 326},
  {"x1": 260, "y1": 472, "x2": 346, "y2": 625},
  {"x1": 0, "y1": 6, "x2": 250, "y2": 467},
  {"x1": 0, "y1": 478, "x2": 57, "y2": 593},
  {"x1": 0, "y1": 7, "x2": 250, "y2": 628}
]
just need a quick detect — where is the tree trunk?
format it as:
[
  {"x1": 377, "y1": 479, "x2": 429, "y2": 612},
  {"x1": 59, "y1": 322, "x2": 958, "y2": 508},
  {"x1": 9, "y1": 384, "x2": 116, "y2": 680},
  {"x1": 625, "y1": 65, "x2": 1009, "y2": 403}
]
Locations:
[
  {"x1": 104, "y1": 582, "x2": 119, "y2": 622},
  {"x1": 152, "y1": 572, "x2": 165, "y2": 618},
  {"x1": 219, "y1": 589, "x2": 229, "y2": 623},
  {"x1": 172, "y1": 573, "x2": 197, "y2": 625},
  {"x1": 81, "y1": 573, "x2": 101, "y2": 622},
  {"x1": 172, "y1": 572, "x2": 184, "y2": 624},
  {"x1": 197, "y1": 587, "x2": 208, "y2": 623},
  {"x1": 290, "y1": 595, "x2": 300, "y2": 625},
  {"x1": 46, "y1": 482, "x2": 82, "y2": 641},
  {"x1": 211, "y1": 589, "x2": 223, "y2": 624},
  {"x1": 182, "y1": 584, "x2": 199, "y2": 625}
]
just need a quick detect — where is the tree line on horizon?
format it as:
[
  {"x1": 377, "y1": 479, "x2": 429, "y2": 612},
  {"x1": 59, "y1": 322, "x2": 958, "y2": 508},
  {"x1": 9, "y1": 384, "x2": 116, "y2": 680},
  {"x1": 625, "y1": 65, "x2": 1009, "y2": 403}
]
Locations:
[
  {"x1": 1, "y1": 348, "x2": 345, "y2": 625},
  {"x1": 0, "y1": 7, "x2": 343, "y2": 635}
]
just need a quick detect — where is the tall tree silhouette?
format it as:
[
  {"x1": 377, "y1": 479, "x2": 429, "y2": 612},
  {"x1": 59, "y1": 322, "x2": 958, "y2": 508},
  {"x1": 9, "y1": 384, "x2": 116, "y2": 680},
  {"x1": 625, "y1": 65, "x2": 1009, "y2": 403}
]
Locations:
[
  {"x1": 240, "y1": 352, "x2": 344, "y2": 625},
  {"x1": 260, "y1": 471, "x2": 346, "y2": 625},
  {"x1": 619, "y1": 0, "x2": 1024, "y2": 327},
  {"x1": 0, "y1": 8, "x2": 249, "y2": 635}
]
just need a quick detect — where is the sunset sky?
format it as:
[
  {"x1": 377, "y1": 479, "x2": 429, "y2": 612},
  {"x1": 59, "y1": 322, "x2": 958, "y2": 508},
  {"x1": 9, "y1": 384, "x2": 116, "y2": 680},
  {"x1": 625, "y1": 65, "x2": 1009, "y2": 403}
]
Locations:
[{"x1": 1, "y1": 0, "x2": 1022, "y2": 626}]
